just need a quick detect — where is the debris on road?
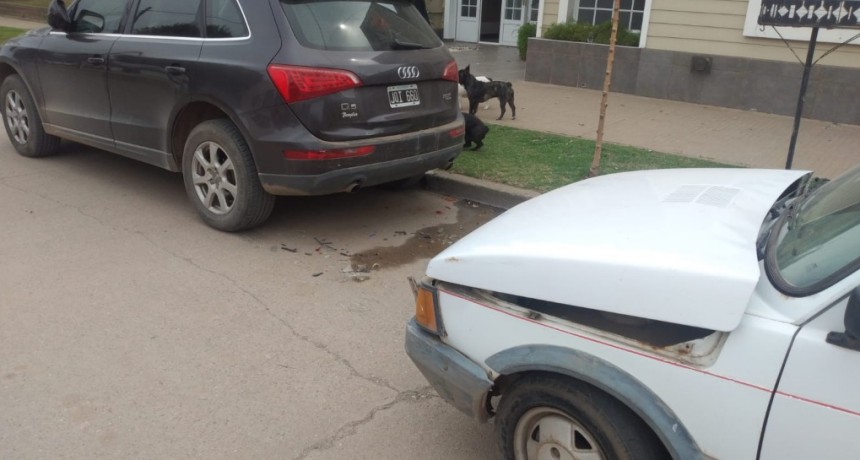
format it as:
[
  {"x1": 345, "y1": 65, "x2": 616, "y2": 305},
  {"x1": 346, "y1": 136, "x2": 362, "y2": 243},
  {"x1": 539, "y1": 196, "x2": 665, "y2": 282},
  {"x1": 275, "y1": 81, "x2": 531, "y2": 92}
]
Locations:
[
  {"x1": 341, "y1": 264, "x2": 373, "y2": 282},
  {"x1": 349, "y1": 199, "x2": 499, "y2": 270},
  {"x1": 314, "y1": 237, "x2": 336, "y2": 251}
]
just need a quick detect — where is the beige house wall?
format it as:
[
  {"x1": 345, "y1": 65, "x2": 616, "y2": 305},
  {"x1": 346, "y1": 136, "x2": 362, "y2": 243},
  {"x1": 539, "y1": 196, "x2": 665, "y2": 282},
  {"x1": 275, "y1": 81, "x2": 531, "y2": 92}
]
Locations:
[
  {"x1": 541, "y1": 0, "x2": 560, "y2": 34},
  {"x1": 647, "y1": 0, "x2": 860, "y2": 68},
  {"x1": 426, "y1": 0, "x2": 445, "y2": 30}
]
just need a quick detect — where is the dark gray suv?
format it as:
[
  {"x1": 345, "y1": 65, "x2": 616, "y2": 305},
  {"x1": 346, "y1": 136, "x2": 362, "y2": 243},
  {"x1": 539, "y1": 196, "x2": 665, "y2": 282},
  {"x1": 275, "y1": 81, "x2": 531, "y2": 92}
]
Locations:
[{"x1": 0, "y1": 0, "x2": 464, "y2": 231}]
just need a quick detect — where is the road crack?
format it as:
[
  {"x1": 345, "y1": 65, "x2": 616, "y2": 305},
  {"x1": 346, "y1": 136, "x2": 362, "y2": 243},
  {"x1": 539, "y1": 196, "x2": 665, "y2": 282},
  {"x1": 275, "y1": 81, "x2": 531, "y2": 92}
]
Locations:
[
  {"x1": 130, "y1": 230, "x2": 403, "y2": 395},
  {"x1": 4, "y1": 179, "x2": 434, "y2": 453},
  {"x1": 110, "y1": 231, "x2": 440, "y2": 459},
  {"x1": 291, "y1": 386, "x2": 438, "y2": 460},
  {"x1": 2, "y1": 178, "x2": 400, "y2": 395},
  {"x1": 0, "y1": 179, "x2": 118, "y2": 229}
]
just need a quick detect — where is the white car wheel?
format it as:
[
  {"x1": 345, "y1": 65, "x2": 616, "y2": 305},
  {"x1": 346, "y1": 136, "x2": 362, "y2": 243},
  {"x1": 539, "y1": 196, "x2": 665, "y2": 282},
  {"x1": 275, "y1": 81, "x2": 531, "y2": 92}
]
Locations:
[{"x1": 496, "y1": 374, "x2": 667, "y2": 460}]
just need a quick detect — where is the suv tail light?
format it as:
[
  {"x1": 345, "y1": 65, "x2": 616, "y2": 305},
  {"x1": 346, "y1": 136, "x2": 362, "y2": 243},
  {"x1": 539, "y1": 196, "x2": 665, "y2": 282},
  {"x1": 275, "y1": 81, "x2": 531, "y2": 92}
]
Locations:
[
  {"x1": 267, "y1": 64, "x2": 362, "y2": 103},
  {"x1": 442, "y1": 60, "x2": 458, "y2": 83}
]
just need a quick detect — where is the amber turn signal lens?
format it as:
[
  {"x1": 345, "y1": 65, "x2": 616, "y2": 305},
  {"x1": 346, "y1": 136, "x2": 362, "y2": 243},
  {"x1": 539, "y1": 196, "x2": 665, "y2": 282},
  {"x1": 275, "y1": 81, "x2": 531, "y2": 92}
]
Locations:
[{"x1": 415, "y1": 286, "x2": 438, "y2": 334}]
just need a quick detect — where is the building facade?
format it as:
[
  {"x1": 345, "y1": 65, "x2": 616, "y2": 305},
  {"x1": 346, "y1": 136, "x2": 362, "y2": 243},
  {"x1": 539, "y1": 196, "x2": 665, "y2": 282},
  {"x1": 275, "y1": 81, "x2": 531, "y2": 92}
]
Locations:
[{"x1": 516, "y1": 0, "x2": 860, "y2": 124}]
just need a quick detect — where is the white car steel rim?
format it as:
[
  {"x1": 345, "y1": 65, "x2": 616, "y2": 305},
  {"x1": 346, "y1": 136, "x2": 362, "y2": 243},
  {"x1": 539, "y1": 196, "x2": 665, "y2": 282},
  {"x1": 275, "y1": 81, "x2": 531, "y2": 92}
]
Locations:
[
  {"x1": 514, "y1": 407, "x2": 606, "y2": 460},
  {"x1": 6, "y1": 90, "x2": 30, "y2": 145},
  {"x1": 191, "y1": 141, "x2": 237, "y2": 215}
]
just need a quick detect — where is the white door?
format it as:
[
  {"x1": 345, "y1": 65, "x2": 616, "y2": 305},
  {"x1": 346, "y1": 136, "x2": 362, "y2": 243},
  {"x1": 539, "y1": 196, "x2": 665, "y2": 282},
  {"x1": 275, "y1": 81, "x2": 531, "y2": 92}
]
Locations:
[
  {"x1": 499, "y1": 0, "x2": 524, "y2": 46},
  {"x1": 456, "y1": 0, "x2": 480, "y2": 42},
  {"x1": 759, "y1": 294, "x2": 860, "y2": 458}
]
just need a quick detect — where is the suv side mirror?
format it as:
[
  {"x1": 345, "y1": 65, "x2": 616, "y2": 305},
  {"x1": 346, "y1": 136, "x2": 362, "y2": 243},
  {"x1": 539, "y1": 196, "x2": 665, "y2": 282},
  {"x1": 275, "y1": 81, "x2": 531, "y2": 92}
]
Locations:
[
  {"x1": 47, "y1": 0, "x2": 71, "y2": 32},
  {"x1": 826, "y1": 287, "x2": 860, "y2": 352},
  {"x1": 76, "y1": 10, "x2": 105, "y2": 33}
]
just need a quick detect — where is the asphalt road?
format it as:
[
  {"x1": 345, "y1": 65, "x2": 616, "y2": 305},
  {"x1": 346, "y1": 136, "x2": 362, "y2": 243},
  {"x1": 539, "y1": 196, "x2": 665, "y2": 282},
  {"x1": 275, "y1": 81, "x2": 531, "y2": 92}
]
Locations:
[{"x1": 0, "y1": 139, "x2": 501, "y2": 459}]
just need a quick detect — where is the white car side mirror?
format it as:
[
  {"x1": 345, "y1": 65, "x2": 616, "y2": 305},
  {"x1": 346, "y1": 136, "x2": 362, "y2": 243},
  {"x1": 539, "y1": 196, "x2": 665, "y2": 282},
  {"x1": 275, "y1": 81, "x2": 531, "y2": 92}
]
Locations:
[{"x1": 827, "y1": 287, "x2": 860, "y2": 352}]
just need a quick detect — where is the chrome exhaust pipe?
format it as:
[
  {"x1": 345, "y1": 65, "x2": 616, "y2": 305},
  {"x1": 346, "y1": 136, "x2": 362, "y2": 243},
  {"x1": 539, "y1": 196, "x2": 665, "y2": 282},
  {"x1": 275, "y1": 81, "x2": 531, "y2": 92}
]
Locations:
[{"x1": 345, "y1": 181, "x2": 361, "y2": 193}]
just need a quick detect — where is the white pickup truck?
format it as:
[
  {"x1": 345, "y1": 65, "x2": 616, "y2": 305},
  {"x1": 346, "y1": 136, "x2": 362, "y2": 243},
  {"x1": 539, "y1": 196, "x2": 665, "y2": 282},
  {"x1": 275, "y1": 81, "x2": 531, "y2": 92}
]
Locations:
[{"x1": 406, "y1": 166, "x2": 860, "y2": 460}]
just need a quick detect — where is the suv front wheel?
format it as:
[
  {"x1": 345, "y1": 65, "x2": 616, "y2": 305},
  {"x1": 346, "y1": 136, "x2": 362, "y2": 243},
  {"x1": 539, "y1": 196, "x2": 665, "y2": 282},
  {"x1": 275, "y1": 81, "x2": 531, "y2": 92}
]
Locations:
[
  {"x1": 182, "y1": 119, "x2": 275, "y2": 232},
  {"x1": 1, "y1": 74, "x2": 60, "y2": 158}
]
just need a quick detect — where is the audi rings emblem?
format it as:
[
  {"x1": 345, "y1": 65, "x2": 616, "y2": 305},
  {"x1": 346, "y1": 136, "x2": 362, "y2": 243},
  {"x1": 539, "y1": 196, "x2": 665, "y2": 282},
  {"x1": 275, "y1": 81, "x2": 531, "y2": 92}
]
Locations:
[{"x1": 397, "y1": 66, "x2": 420, "y2": 79}]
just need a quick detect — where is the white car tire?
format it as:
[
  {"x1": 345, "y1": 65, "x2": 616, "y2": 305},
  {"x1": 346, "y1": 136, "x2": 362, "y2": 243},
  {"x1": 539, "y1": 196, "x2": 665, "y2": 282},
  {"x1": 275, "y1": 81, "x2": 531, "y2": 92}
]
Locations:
[{"x1": 496, "y1": 373, "x2": 667, "y2": 460}]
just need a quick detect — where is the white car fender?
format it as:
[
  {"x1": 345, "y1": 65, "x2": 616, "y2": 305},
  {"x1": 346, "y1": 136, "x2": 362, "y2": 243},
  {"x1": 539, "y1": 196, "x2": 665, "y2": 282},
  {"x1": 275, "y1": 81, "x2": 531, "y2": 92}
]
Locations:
[
  {"x1": 485, "y1": 344, "x2": 707, "y2": 460},
  {"x1": 437, "y1": 287, "x2": 797, "y2": 459}
]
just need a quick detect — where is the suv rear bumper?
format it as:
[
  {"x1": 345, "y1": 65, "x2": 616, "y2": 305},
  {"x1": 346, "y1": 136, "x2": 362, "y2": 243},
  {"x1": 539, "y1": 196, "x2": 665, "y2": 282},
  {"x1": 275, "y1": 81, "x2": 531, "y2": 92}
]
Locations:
[
  {"x1": 259, "y1": 143, "x2": 461, "y2": 195},
  {"x1": 405, "y1": 319, "x2": 493, "y2": 422}
]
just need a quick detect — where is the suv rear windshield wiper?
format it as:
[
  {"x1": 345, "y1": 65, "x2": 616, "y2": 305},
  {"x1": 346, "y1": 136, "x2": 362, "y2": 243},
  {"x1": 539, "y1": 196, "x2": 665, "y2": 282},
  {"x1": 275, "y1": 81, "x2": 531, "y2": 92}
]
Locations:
[{"x1": 391, "y1": 38, "x2": 431, "y2": 50}]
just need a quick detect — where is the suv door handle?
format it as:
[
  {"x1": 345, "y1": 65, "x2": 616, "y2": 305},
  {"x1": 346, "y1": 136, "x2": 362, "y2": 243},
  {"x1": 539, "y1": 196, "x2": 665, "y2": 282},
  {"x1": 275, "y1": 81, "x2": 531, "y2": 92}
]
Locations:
[
  {"x1": 87, "y1": 56, "x2": 105, "y2": 66},
  {"x1": 165, "y1": 65, "x2": 186, "y2": 75}
]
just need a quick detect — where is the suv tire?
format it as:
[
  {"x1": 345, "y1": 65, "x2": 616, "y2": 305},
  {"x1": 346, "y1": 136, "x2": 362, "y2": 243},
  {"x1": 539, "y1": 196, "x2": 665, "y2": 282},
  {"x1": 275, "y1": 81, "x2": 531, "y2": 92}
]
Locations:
[
  {"x1": 182, "y1": 119, "x2": 275, "y2": 232},
  {"x1": 1, "y1": 74, "x2": 60, "y2": 158}
]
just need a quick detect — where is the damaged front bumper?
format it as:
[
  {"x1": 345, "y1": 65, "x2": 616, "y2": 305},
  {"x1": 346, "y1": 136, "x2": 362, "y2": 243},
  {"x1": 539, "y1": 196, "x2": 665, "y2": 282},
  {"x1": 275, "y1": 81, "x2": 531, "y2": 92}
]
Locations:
[{"x1": 405, "y1": 319, "x2": 493, "y2": 422}]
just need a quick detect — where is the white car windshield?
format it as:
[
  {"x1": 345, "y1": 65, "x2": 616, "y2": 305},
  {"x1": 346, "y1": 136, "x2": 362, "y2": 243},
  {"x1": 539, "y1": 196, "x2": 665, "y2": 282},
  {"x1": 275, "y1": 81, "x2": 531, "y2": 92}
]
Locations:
[{"x1": 770, "y1": 164, "x2": 860, "y2": 293}]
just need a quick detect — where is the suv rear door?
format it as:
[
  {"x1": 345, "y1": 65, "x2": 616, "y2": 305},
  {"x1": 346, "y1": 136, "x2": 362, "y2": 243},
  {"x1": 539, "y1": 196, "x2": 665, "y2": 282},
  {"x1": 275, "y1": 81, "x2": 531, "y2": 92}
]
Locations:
[
  {"x1": 107, "y1": 0, "x2": 204, "y2": 167},
  {"x1": 274, "y1": 0, "x2": 459, "y2": 142}
]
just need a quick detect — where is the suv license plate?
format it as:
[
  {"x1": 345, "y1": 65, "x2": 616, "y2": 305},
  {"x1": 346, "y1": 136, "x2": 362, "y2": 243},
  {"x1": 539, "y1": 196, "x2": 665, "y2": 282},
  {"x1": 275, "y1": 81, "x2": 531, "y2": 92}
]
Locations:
[{"x1": 388, "y1": 84, "x2": 420, "y2": 108}]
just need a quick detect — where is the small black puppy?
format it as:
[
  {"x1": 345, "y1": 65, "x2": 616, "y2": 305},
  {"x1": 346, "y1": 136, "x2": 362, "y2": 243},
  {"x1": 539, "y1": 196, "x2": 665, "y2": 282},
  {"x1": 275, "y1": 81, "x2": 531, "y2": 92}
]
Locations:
[
  {"x1": 458, "y1": 65, "x2": 516, "y2": 120},
  {"x1": 463, "y1": 112, "x2": 489, "y2": 151}
]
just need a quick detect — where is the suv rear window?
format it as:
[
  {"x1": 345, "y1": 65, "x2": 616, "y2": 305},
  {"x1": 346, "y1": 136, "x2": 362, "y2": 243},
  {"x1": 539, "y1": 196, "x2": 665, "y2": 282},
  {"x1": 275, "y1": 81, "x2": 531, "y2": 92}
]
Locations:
[
  {"x1": 131, "y1": 0, "x2": 203, "y2": 37},
  {"x1": 207, "y1": 0, "x2": 248, "y2": 38},
  {"x1": 280, "y1": 0, "x2": 441, "y2": 51}
]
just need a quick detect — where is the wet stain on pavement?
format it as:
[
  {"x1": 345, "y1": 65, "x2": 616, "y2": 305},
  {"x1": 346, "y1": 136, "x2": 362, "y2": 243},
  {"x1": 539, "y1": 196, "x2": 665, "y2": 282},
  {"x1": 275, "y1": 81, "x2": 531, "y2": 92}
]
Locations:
[{"x1": 350, "y1": 200, "x2": 501, "y2": 270}]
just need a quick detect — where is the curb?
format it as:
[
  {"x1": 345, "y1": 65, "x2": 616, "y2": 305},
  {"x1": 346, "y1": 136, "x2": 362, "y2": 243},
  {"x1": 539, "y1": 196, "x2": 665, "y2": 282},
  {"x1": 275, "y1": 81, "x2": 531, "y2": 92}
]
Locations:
[{"x1": 422, "y1": 170, "x2": 540, "y2": 210}]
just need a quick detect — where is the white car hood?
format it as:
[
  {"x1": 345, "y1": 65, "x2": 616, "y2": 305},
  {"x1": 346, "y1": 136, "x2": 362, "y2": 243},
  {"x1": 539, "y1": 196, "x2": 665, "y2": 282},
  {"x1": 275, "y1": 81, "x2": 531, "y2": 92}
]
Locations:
[{"x1": 428, "y1": 168, "x2": 809, "y2": 331}]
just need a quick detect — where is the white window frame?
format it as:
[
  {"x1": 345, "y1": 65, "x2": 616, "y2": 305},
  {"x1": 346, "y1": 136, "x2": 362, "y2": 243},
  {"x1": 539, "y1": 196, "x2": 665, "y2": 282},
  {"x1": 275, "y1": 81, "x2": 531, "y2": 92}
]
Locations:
[
  {"x1": 528, "y1": 0, "x2": 540, "y2": 23},
  {"x1": 504, "y1": 0, "x2": 524, "y2": 21},
  {"x1": 743, "y1": 0, "x2": 860, "y2": 44},
  {"x1": 555, "y1": 0, "x2": 652, "y2": 47},
  {"x1": 460, "y1": 0, "x2": 478, "y2": 19},
  {"x1": 574, "y1": 0, "x2": 646, "y2": 31}
]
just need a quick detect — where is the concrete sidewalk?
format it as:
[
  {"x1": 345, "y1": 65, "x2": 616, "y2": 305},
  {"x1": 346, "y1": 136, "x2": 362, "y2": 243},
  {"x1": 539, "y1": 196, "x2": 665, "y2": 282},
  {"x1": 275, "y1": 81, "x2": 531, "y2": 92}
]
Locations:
[
  {"x1": 474, "y1": 80, "x2": 858, "y2": 179},
  {"x1": 449, "y1": 43, "x2": 858, "y2": 180}
]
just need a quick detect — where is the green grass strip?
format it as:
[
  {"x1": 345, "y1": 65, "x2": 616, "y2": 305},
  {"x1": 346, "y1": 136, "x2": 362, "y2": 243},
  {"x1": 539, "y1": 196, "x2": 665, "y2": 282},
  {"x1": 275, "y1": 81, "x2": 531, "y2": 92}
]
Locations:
[
  {"x1": 452, "y1": 125, "x2": 735, "y2": 192},
  {"x1": 0, "y1": 26, "x2": 27, "y2": 43}
]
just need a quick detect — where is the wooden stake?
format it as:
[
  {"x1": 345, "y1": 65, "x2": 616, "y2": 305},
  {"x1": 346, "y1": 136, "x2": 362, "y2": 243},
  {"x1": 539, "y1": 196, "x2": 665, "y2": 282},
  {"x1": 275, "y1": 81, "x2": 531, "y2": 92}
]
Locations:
[{"x1": 589, "y1": 0, "x2": 621, "y2": 178}]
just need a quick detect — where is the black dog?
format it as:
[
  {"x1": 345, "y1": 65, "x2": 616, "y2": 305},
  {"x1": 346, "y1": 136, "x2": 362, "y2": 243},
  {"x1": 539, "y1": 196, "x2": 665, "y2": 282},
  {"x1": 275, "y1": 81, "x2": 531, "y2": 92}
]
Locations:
[
  {"x1": 458, "y1": 65, "x2": 516, "y2": 120},
  {"x1": 463, "y1": 112, "x2": 489, "y2": 151}
]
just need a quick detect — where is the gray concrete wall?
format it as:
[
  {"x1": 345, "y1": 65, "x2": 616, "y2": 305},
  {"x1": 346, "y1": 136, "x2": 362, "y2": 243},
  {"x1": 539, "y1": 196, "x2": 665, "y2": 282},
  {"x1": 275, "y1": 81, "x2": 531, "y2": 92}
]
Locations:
[{"x1": 525, "y1": 38, "x2": 860, "y2": 125}]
